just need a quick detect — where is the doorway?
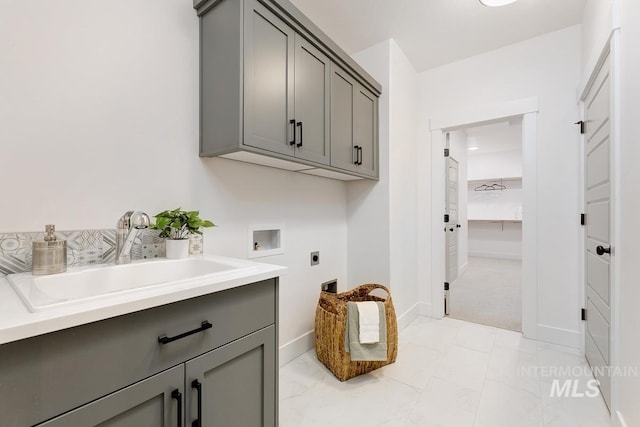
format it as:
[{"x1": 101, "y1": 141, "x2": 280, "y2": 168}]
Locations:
[
  {"x1": 429, "y1": 97, "x2": 539, "y2": 339},
  {"x1": 444, "y1": 121, "x2": 524, "y2": 331}
]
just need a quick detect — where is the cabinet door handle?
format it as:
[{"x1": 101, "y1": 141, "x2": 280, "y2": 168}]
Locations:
[
  {"x1": 158, "y1": 321, "x2": 212, "y2": 345},
  {"x1": 296, "y1": 121, "x2": 303, "y2": 147},
  {"x1": 289, "y1": 119, "x2": 296, "y2": 146},
  {"x1": 191, "y1": 380, "x2": 202, "y2": 427},
  {"x1": 353, "y1": 145, "x2": 360, "y2": 165},
  {"x1": 596, "y1": 245, "x2": 611, "y2": 256},
  {"x1": 172, "y1": 389, "x2": 183, "y2": 427}
]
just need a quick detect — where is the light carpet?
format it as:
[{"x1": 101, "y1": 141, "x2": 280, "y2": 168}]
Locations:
[{"x1": 449, "y1": 256, "x2": 522, "y2": 332}]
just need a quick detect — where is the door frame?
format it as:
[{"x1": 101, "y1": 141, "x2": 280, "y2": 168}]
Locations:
[{"x1": 429, "y1": 96, "x2": 539, "y2": 339}]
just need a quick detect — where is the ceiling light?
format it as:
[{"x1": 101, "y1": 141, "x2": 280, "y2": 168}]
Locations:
[
  {"x1": 479, "y1": 0, "x2": 520, "y2": 6},
  {"x1": 468, "y1": 146, "x2": 480, "y2": 151}
]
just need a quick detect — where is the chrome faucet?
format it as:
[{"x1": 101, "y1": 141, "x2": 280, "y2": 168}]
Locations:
[{"x1": 116, "y1": 211, "x2": 150, "y2": 264}]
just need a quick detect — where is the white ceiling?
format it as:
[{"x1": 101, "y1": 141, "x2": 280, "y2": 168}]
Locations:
[{"x1": 289, "y1": 0, "x2": 586, "y2": 72}]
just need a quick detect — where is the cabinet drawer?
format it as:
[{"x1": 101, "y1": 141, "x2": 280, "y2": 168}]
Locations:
[{"x1": 0, "y1": 278, "x2": 276, "y2": 426}]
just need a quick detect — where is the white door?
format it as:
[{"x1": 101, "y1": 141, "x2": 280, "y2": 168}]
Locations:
[
  {"x1": 584, "y1": 53, "x2": 612, "y2": 409},
  {"x1": 446, "y1": 155, "x2": 459, "y2": 284}
]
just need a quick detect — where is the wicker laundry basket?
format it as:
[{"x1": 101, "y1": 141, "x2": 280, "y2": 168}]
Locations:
[{"x1": 314, "y1": 284, "x2": 398, "y2": 381}]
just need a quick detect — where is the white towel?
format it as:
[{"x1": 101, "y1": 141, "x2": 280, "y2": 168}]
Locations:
[{"x1": 357, "y1": 301, "x2": 380, "y2": 343}]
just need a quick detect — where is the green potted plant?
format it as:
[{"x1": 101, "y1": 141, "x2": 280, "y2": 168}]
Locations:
[{"x1": 150, "y1": 208, "x2": 216, "y2": 259}]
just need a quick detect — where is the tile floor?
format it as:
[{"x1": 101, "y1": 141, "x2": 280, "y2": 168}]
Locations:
[{"x1": 279, "y1": 316, "x2": 611, "y2": 427}]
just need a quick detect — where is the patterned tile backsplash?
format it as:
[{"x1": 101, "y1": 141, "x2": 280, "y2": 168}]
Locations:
[{"x1": 0, "y1": 229, "x2": 203, "y2": 276}]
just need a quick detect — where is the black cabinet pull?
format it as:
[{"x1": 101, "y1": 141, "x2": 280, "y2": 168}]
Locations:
[
  {"x1": 296, "y1": 121, "x2": 303, "y2": 147},
  {"x1": 158, "y1": 321, "x2": 212, "y2": 345},
  {"x1": 191, "y1": 380, "x2": 202, "y2": 427},
  {"x1": 353, "y1": 145, "x2": 360, "y2": 165},
  {"x1": 289, "y1": 119, "x2": 296, "y2": 146},
  {"x1": 456, "y1": 224, "x2": 461, "y2": 228},
  {"x1": 172, "y1": 389, "x2": 183, "y2": 427},
  {"x1": 596, "y1": 245, "x2": 611, "y2": 256}
]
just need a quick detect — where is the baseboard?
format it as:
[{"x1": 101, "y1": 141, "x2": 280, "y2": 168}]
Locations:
[
  {"x1": 397, "y1": 303, "x2": 419, "y2": 331},
  {"x1": 279, "y1": 303, "x2": 422, "y2": 366},
  {"x1": 468, "y1": 251, "x2": 522, "y2": 260},
  {"x1": 279, "y1": 331, "x2": 314, "y2": 367},
  {"x1": 537, "y1": 323, "x2": 581, "y2": 350},
  {"x1": 458, "y1": 262, "x2": 469, "y2": 277},
  {"x1": 417, "y1": 302, "x2": 433, "y2": 317},
  {"x1": 614, "y1": 410, "x2": 627, "y2": 427}
]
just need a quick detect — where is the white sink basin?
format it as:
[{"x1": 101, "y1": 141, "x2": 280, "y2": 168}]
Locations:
[{"x1": 8, "y1": 257, "x2": 257, "y2": 313}]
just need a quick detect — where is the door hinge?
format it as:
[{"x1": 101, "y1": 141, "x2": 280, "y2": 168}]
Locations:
[
  {"x1": 580, "y1": 213, "x2": 586, "y2": 226},
  {"x1": 444, "y1": 214, "x2": 450, "y2": 223},
  {"x1": 581, "y1": 308, "x2": 587, "y2": 321},
  {"x1": 574, "y1": 120, "x2": 585, "y2": 134},
  {"x1": 444, "y1": 148, "x2": 450, "y2": 157}
]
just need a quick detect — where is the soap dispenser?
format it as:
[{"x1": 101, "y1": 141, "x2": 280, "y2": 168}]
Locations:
[{"x1": 32, "y1": 224, "x2": 67, "y2": 275}]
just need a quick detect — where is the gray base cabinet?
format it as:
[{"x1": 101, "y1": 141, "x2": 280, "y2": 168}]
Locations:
[
  {"x1": 0, "y1": 279, "x2": 278, "y2": 427},
  {"x1": 186, "y1": 326, "x2": 276, "y2": 427},
  {"x1": 38, "y1": 365, "x2": 184, "y2": 427},
  {"x1": 195, "y1": 0, "x2": 380, "y2": 180}
]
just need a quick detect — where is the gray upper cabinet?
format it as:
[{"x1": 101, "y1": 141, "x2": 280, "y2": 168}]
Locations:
[
  {"x1": 293, "y1": 38, "x2": 331, "y2": 165},
  {"x1": 243, "y1": 1, "x2": 295, "y2": 157},
  {"x1": 195, "y1": 0, "x2": 380, "y2": 180},
  {"x1": 330, "y1": 64, "x2": 379, "y2": 178},
  {"x1": 354, "y1": 85, "x2": 378, "y2": 177},
  {"x1": 243, "y1": 2, "x2": 330, "y2": 165},
  {"x1": 330, "y1": 64, "x2": 356, "y2": 172}
]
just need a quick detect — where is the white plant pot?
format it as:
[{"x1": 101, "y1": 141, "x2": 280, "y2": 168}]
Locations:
[{"x1": 165, "y1": 239, "x2": 190, "y2": 259}]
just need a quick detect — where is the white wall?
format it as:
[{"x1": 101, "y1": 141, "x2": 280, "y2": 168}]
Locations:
[
  {"x1": 468, "y1": 222, "x2": 523, "y2": 260},
  {"x1": 467, "y1": 150, "x2": 523, "y2": 181},
  {"x1": 0, "y1": 0, "x2": 348, "y2": 360},
  {"x1": 388, "y1": 41, "x2": 420, "y2": 318},
  {"x1": 448, "y1": 131, "x2": 469, "y2": 274},
  {"x1": 349, "y1": 39, "x2": 420, "y2": 321},
  {"x1": 582, "y1": 0, "x2": 616, "y2": 73},
  {"x1": 466, "y1": 137, "x2": 522, "y2": 261},
  {"x1": 418, "y1": 26, "x2": 582, "y2": 346},
  {"x1": 348, "y1": 42, "x2": 391, "y2": 291}
]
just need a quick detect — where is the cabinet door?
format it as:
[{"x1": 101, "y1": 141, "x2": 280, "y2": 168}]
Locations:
[
  {"x1": 354, "y1": 84, "x2": 378, "y2": 177},
  {"x1": 38, "y1": 365, "x2": 184, "y2": 427},
  {"x1": 186, "y1": 326, "x2": 276, "y2": 427},
  {"x1": 244, "y1": 0, "x2": 295, "y2": 156},
  {"x1": 330, "y1": 63, "x2": 357, "y2": 172},
  {"x1": 293, "y1": 36, "x2": 330, "y2": 165}
]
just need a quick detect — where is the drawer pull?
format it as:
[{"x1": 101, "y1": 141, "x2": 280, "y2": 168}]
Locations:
[{"x1": 158, "y1": 321, "x2": 213, "y2": 345}]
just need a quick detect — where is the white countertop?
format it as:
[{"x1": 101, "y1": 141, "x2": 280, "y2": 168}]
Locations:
[{"x1": 0, "y1": 256, "x2": 286, "y2": 346}]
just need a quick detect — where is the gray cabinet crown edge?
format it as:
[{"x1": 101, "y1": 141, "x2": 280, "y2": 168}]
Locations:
[{"x1": 193, "y1": 0, "x2": 382, "y2": 96}]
